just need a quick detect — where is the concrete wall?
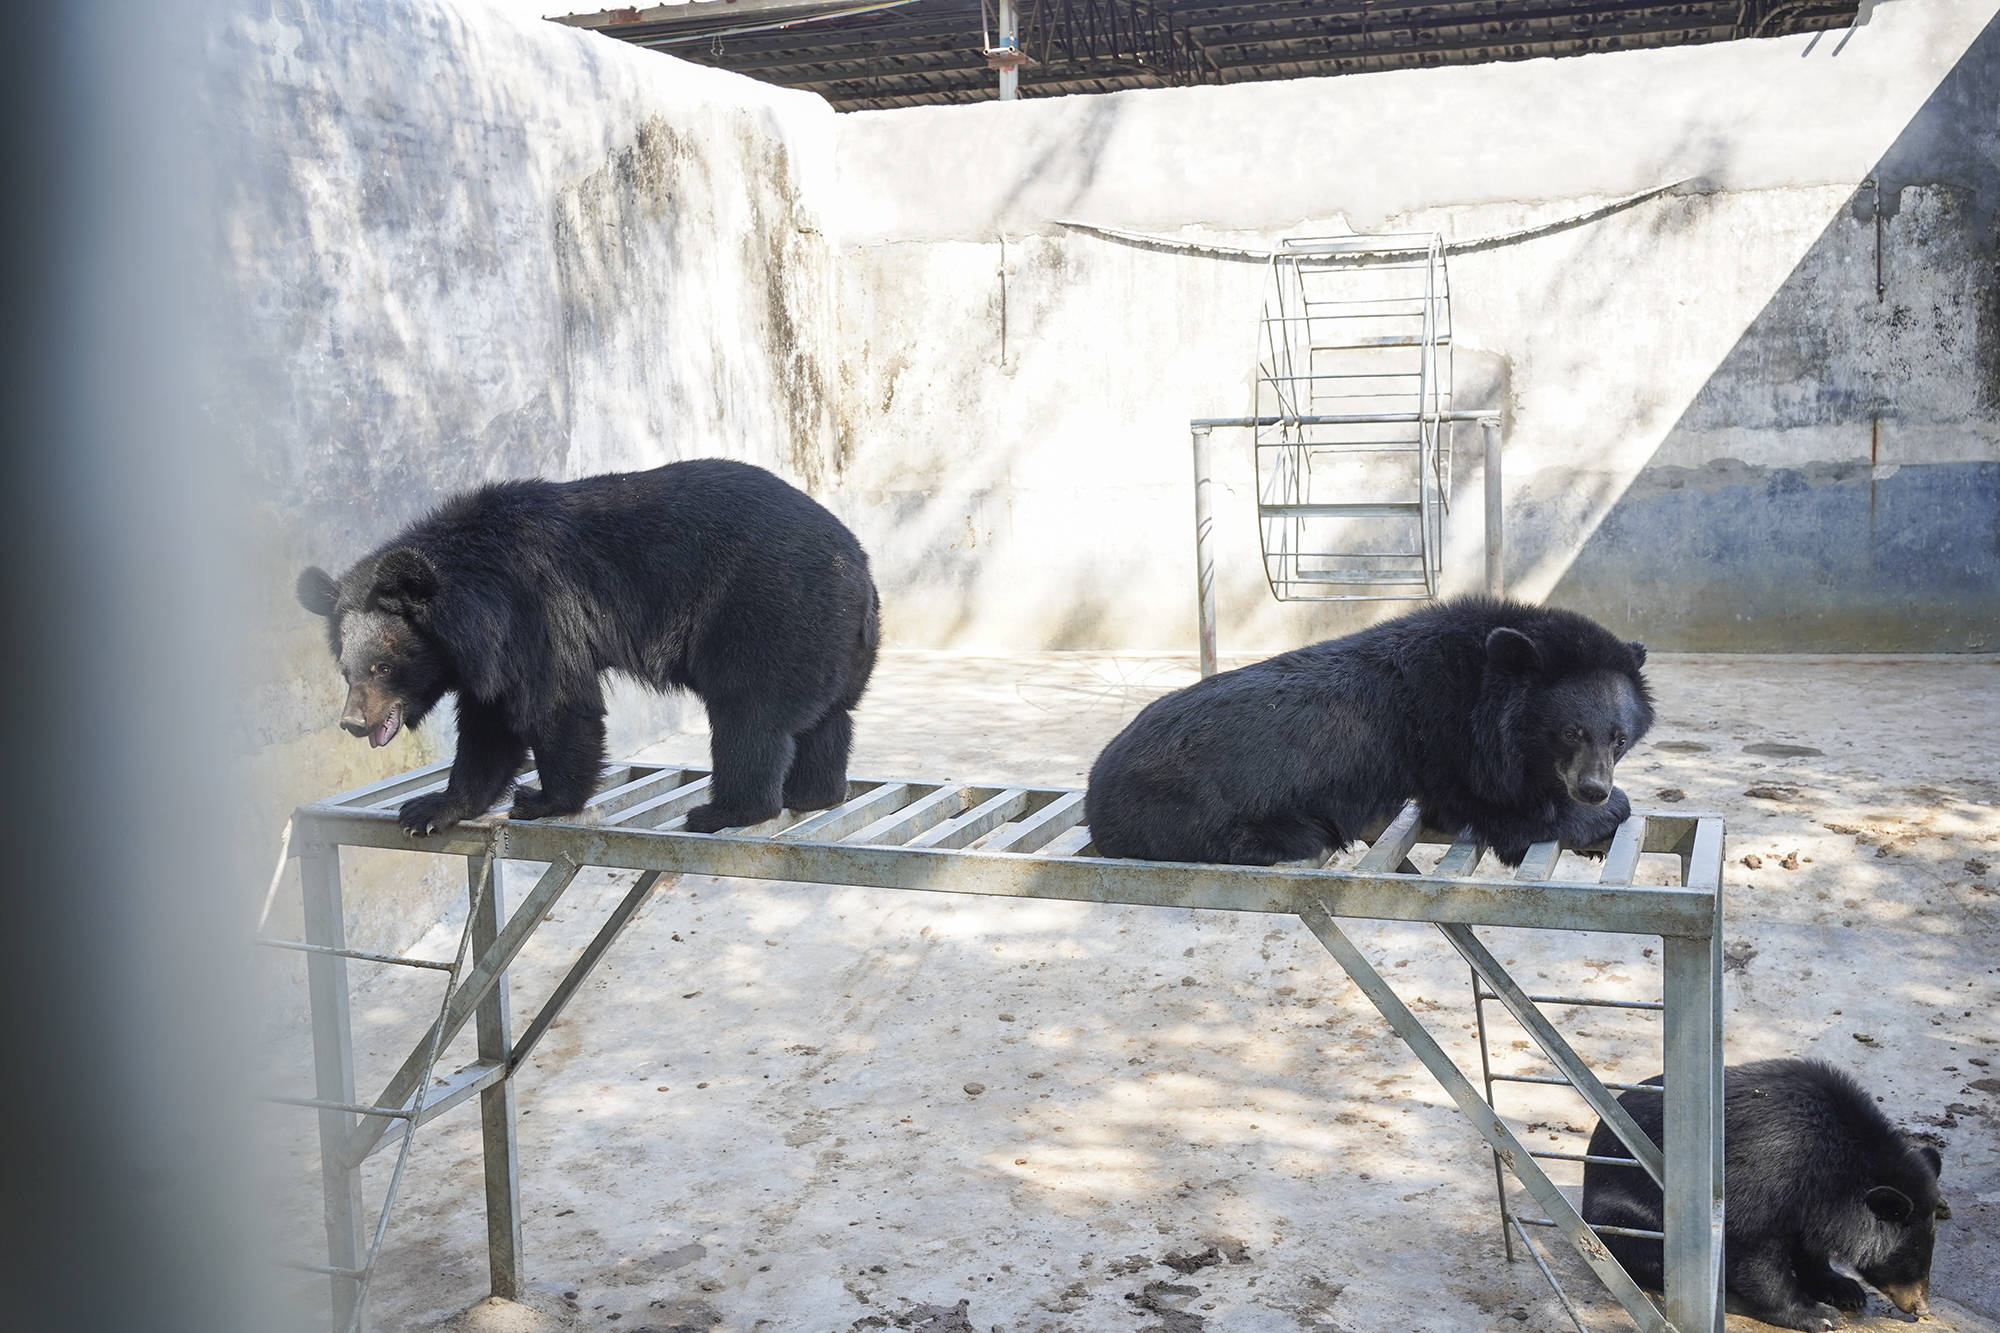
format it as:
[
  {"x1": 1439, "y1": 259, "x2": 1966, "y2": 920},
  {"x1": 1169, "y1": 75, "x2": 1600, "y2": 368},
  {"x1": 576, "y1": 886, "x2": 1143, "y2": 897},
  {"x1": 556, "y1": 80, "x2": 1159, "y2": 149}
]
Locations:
[
  {"x1": 206, "y1": 0, "x2": 838, "y2": 947},
  {"x1": 216, "y1": 0, "x2": 1998, "y2": 950},
  {"x1": 830, "y1": 0, "x2": 2000, "y2": 653}
]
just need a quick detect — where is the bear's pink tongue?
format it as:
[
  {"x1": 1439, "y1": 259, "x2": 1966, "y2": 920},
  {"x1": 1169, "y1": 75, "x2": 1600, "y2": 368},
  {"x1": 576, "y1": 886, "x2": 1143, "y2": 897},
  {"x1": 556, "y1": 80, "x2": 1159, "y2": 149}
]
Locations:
[{"x1": 370, "y1": 711, "x2": 401, "y2": 748}]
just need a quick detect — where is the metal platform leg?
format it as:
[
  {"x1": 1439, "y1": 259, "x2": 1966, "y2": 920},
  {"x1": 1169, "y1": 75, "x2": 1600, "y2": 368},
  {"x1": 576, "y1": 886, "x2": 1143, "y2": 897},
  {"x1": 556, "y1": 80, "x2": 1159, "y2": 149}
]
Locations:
[
  {"x1": 469, "y1": 852, "x2": 523, "y2": 1299},
  {"x1": 1663, "y1": 821, "x2": 1726, "y2": 1333},
  {"x1": 301, "y1": 840, "x2": 369, "y2": 1332}
]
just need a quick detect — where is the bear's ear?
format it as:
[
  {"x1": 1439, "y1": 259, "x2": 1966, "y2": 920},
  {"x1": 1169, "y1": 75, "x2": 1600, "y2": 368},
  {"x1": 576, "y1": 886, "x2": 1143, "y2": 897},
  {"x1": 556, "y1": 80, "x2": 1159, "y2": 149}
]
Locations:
[
  {"x1": 1919, "y1": 1145, "x2": 1942, "y2": 1179},
  {"x1": 366, "y1": 547, "x2": 439, "y2": 620},
  {"x1": 1865, "y1": 1185, "x2": 1915, "y2": 1224},
  {"x1": 296, "y1": 566, "x2": 340, "y2": 619},
  {"x1": 1485, "y1": 626, "x2": 1543, "y2": 675},
  {"x1": 1628, "y1": 640, "x2": 1648, "y2": 668}
]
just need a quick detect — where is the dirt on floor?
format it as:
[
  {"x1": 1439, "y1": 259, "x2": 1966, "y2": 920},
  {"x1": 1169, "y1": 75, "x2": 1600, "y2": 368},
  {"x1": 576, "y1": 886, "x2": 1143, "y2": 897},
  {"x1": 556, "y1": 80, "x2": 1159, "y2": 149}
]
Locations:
[{"x1": 260, "y1": 652, "x2": 2000, "y2": 1333}]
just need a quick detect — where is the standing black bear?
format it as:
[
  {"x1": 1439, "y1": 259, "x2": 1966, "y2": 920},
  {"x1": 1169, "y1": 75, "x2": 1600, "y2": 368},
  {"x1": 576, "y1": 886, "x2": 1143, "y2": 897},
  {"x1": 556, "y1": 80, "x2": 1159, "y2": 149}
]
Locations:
[
  {"x1": 1582, "y1": 1058, "x2": 1948, "y2": 1330},
  {"x1": 1084, "y1": 597, "x2": 1651, "y2": 866},
  {"x1": 297, "y1": 459, "x2": 879, "y2": 836}
]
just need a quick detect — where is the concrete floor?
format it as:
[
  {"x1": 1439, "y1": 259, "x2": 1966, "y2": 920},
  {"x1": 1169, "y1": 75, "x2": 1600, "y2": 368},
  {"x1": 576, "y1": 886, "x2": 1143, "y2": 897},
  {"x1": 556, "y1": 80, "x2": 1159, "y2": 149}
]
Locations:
[{"x1": 264, "y1": 651, "x2": 2000, "y2": 1333}]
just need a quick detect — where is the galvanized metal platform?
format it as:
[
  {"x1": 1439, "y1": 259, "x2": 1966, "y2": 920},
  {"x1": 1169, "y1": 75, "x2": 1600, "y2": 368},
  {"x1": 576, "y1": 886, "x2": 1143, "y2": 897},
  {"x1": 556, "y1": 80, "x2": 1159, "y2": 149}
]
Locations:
[{"x1": 284, "y1": 759, "x2": 1725, "y2": 1333}]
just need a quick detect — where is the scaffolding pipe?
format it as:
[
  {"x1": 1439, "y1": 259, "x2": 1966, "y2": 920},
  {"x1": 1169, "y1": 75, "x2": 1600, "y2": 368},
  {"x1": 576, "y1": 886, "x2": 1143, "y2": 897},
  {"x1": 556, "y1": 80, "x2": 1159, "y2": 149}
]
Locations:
[
  {"x1": 995, "y1": 0, "x2": 1020, "y2": 99},
  {"x1": 1191, "y1": 423, "x2": 1217, "y2": 678},
  {"x1": 1189, "y1": 410, "x2": 1499, "y2": 667},
  {"x1": 1483, "y1": 416, "x2": 1504, "y2": 597}
]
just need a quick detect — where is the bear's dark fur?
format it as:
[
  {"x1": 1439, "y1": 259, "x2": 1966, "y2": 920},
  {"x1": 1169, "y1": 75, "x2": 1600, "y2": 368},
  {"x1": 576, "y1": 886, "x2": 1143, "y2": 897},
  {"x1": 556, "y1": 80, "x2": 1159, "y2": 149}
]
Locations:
[
  {"x1": 298, "y1": 459, "x2": 879, "y2": 836},
  {"x1": 1084, "y1": 596, "x2": 1652, "y2": 866},
  {"x1": 1582, "y1": 1058, "x2": 1949, "y2": 1330}
]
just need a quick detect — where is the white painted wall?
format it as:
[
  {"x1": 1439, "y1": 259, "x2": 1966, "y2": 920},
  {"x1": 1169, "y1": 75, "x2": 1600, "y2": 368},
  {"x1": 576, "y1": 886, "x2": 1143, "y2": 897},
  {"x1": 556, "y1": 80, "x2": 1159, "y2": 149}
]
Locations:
[
  {"x1": 209, "y1": 0, "x2": 840, "y2": 945},
  {"x1": 829, "y1": 0, "x2": 2000, "y2": 653}
]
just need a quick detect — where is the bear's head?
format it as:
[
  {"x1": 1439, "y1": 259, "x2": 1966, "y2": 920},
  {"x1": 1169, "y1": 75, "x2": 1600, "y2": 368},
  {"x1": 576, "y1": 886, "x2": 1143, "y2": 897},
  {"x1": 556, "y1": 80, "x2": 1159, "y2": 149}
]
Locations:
[
  {"x1": 1855, "y1": 1139, "x2": 1949, "y2": 1318},
  {"x1": 1486, "y1": 626, "x2": 1652, "y2": 806},
  {"x1": 297, "y1": 547, "x2": 452, "y2": 748}
]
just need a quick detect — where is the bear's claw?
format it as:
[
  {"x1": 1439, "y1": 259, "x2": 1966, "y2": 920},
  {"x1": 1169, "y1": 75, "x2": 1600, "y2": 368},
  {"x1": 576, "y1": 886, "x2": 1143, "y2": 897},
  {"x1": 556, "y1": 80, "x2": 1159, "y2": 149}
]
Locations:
[{"x1": 397, "y1": 792, "x2": 461, "y2": 838}]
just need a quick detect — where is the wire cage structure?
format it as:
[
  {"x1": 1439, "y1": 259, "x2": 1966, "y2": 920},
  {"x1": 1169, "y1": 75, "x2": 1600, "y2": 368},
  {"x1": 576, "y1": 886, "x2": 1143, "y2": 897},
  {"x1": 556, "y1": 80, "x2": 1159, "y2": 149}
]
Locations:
[{"x1": 1253, "y1": 232, "x2": 1457, "y2": 602}]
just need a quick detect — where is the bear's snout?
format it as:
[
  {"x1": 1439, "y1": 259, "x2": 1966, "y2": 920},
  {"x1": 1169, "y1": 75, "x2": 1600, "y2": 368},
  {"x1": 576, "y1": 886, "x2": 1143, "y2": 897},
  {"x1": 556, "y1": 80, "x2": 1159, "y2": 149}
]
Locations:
[
  {"x1": 341, "y1": 682, "x2": 375, "y2": 736},
  {"x1": 338, "y1": 682, "x2": 405, "y2": 747},
  {"x1": 1877, "y1": 1279, "x2": 1929, "y2": 1317},
  {"x1": 1574, "y1": 779, "x2": 1611, "y2": 805}
]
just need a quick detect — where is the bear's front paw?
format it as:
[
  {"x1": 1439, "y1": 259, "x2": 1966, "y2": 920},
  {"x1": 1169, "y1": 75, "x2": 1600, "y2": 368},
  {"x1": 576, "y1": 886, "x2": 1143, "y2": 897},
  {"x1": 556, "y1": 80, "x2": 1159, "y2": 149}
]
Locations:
[
  {"x1": 508, "y1": 785, "x2": 580, "y2": 822},
  {"x1": 1805, "y1": 1273, "x2": 1867, "y2": 1313},
  {"x1": 1763, "y1": 1301, "x2": 1844, "y2": 1332},
  {"x1": 1567, "y1": 788, "x2": 1632, "y2": 853},
  {"x1": 399, "y1": 792, "x2": 465, "y2": 838},
  {"x1": 1489, "y1": 839, "x2": 1533, "y2": 867}
]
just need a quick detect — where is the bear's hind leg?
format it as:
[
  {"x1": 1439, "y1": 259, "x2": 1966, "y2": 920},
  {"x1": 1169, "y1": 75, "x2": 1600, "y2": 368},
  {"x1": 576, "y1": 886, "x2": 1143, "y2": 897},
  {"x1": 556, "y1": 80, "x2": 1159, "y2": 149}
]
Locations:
[
  {"x1": 782, "y1": 708, "x2": 852, "y2": 811},
  {"x1": 512, "y1": 706, "x2": 607, "y2": 821},
  {"x1": 688, "y1": 703, "x2": 793, "y2": 833},
  {"x1": 1217, "y1": 813, "x2": 1336, "y2": 867}
]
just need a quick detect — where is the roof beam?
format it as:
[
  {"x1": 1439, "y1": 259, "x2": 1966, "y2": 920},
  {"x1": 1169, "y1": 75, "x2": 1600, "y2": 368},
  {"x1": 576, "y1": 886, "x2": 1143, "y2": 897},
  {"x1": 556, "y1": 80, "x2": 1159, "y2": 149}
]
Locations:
[{"x1": 551, "y1": 0, "x2": 913, "y2": 31}]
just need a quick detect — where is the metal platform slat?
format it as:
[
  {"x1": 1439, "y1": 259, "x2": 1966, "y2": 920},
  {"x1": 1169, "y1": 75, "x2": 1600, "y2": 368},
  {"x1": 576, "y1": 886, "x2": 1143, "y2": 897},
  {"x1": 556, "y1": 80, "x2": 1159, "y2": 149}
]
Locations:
[
  {"x1": 1434, "y1": 836, "x2": 1484, "y2": 877},
  {"x1": 603, "y1": 775, "x2": 713, "y2": 829},
  {"x1": 841, "y1": 784, "x2": 980, "y2": 846},
  {"x1": 905, "y1": 788, "x2": 1033, "y2": 850},
  {"x1": 979, "y1": 790, "x2": 1087, "y2": 854},
  {"x1": 1039, "y1": 825, "x2": 1096, "y2": 858},
  {"x1": 775, "y1": 782, "x2": 939, "y2": 841},
  {"x1": 1600, "y1": 815, "x2": 1647, "y2": 886},
  {"x1": 1357, "y1": 801, "x2": 1424, "y2": 872},
  {"x1": 1515, "y1": 841, "x2": 1562, "y2": 881},
  {"x1": 355, "y1": 773, "x2": 451, "y2": 812},
  {"x1": 582, "y1": 766, "x2": 692, "y2": 819},
  {"x1": 327, "y1": 759, "x2": 454, "y2": 809}
]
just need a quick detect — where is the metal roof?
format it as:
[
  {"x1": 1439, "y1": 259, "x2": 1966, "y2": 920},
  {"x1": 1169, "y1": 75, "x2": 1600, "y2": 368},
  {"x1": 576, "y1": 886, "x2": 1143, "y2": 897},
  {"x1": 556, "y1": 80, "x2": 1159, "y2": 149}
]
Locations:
[{"x1": 553, "y1": 0, "x2": 1862, "y2": 111}]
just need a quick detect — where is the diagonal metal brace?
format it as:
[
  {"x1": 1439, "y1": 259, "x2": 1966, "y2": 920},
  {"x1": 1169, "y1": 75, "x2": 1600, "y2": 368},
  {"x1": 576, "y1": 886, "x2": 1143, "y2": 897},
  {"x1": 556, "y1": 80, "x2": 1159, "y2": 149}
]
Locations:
[
  {"x1": 1299, "y1": 901, "x2": 1671, "y2": 1333},
  {"x1": 1438, "y1": 922, "x2": 1665, "y2": 1188},
  {"x1": 344, "y1": 855, "x2": 583, "y2": 1166},
  {"x1": 511, "y1": 870, "x2": 667, "y2": 1067}
]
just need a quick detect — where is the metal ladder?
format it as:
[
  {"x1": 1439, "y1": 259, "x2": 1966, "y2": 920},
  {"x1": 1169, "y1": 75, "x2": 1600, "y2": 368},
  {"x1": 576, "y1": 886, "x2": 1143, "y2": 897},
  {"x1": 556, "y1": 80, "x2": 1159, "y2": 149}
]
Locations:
[{"x1": 1464, "y1": 829, "x2": 1688, "y2": 1332}]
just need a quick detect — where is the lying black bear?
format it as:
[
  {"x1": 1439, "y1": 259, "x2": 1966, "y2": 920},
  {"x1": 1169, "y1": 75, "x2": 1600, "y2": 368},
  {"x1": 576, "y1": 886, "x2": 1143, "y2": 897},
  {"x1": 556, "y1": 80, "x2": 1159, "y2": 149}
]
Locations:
[
  {"x1": 1085, "y1": 596, "x2": 1652, "y2": 866},
  {"x1": 298, "y1": 460, "x2": 879, "y2": 836},
  {"x1": 1582, "y1": 1057, "x2": 1948, "y2": 1330}
]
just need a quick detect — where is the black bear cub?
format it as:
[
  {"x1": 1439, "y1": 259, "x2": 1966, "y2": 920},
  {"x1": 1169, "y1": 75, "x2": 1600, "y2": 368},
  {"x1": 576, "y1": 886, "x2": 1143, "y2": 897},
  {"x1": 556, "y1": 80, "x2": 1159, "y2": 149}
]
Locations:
[
  {"x1": 1582, "y1": 1058, "x2": 1948, "y2": 1330},
  {"x1": 298, "y1": 459, "x2": 879, "y2": 837},
  {"x1": 1085, "y1": 596, "x2": 1651, "y2": 866}
]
